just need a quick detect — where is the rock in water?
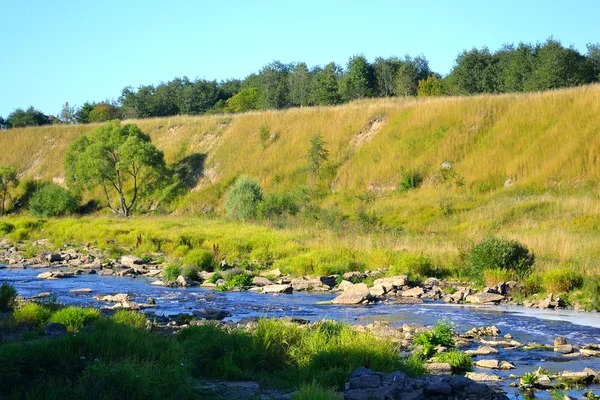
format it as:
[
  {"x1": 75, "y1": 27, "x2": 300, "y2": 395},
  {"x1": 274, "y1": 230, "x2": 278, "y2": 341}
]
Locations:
[
  {"x1": 262, "y1": 284, "x2": 293, "y2": 294},
  {"x1": 120, "y1": 255, "x2": 143, "y2": 268},
  {"x1": 465, "y1": 293, "x2": 505, "y2": 304},
  {"x1": 332, "y1": 283, "x2": 371, "y2": 305}
]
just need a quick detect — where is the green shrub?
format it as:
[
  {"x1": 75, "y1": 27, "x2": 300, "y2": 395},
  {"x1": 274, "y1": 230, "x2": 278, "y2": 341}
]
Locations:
[
  {"x1": 0, "y1": 282, "x2": 18, "y2": 312},
  {"x1": 434, "y1": 350, "x2": 472, "y2": 373},
  {"x1": 0, "y1": 221, "x2": 15, "y2": 235},
  {"x1": 413, "y1": 321, "x2": 456, "y2": 359},
  {"x1": 389, "y1": 253, "x2": 438, "y2": 279},
  {"x1": 162, "y1": 263, "x2": 182, "y2": 282},
  {"x1": 292, "y1": 382, "x2": 340, "y2": 400},
  {"x1": 219, "y1": 273, "x2": 253, "y2": 290},
  {"x1": 208, "y1": 272, "x2": 223, "y2": 284},
  {"x1": 539, "y1": 267, "x2": 584, "y2": 293},
  {"x1": 225, "y1": 176, "x2": 263, "y2": 221},
  {"x1": 12, "y1": 302, "x2": 53, "y2": 327},
  {"x1": 398, "y1": 169, "x2": 423, "y2": 192},
  {"x1": 468, "y1": 237, "x2": 535, "y2": 281},
  {"x1": 29, "y1": 183, "x2": 79, "y2": 217},
  {"x1": 257, "y1": 191, "x2": 300, "y2": 219},
  {"x1": 181, "y1": 265, "x2": 200, "y2": 281},
  {"x1": 112, "y1": 310, "x2": 148, "y2": 329},
  {"x1": 49, "y1": 307, "x2": 100, "y2": 332},
  {"x1": 182, "y1": 249, "x2": 214, "y2": 272}
]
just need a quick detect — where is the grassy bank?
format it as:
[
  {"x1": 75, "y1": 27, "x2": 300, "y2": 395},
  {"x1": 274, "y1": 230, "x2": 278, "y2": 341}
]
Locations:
[{"x1": 0, "y1": 300, "x2": 424, "y2": 399}]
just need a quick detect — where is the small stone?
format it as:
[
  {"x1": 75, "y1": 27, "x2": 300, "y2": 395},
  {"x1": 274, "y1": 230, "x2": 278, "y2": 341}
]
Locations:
[
  {"x1": 554, "y1": 336, "x2": 567, "y2": 346},
  {"x1": 70, "y1": 288, "x2": 92, "y2": 293}
]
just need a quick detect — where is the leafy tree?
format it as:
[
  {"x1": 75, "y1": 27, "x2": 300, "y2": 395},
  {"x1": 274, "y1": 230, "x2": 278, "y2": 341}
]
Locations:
[
  {"x1": 305, "y1": 134, "x2": 329, "y2": 189},
  {"x1": 75, "y1": 102, "x2": 95, "y2": 124},
  {"x1": 417, "y1": 74, "x2": 446, "y2": 96},
  {"x1": 339, "y1": 55, "x2": 375, "y2": 101},
  {"x1": 0, "y1": 166, "x2": 18, "y2": 214},
  {"x1": 225, "y1": 175, "x2": 263, "y2": 221},
  {"x1": 447, "y1": 47, "x2": 499, "y2": 94},
  {"x1": 0, "y1": 116, "x2": 6, "y2": 129},
  {"x1": 59, "y1": 102, "x2": 77, "y2": 124},
  {"x1": 29, "y1": 183, "x2": 79, "y2": 217},
  {"x1": 587, "y1": 43, "x2": 600, "y2": 80},
  {"x1": 289, "y1": 62, "x2": 313, "y2": 107},
  {"x1": 65, "y1": 121, "x2": 166, "y2": 217},
  {"x1": 311, "y1": 62, "x2": 342, "y2": 106},
  {"x1": 218, "y1": 79, "x2": 242, "y2": 101},
  {"x1": 6, "y1": 106, "x2": 50, "y2": 128},
  {"x1": 260, "y1": 61, "x2": 291, "y2": 109},
  {"x1": 524, "y1": 39, "x2": 593, "y2": 91},
  {"x1": 395, "y1": 55, "x2": 431, "y2": 96},
  {"x1": 180, "y1": 79, "x2": 220, "y2": 115},
  {"x1": 495, "y1": 43, "x2": 535, "y2": 92},
  {"x1": 373, "y1": 57, "x2": 400, "y2": 97},
  {"x1": 224, "y1": 88, "x2": 263, "y2": 113},
  {"x1": 88, "y1": 103, "x2": 121, "y2": 122}
]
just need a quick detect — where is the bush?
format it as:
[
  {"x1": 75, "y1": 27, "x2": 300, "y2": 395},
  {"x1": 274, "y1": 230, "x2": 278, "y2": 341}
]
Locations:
[
  {"x1": 434, "y1": 350, "x2": 472, "y2": 373},
  {"x1": 0, "y1": 282, "x2": 18, "y2": 312},
  {"x1": 225, "y1": 176, "x2": 263, "y2": 221},
  {"x1": 388, "y1": 253, "x2": 438, "y2": 279},
  {"x1": 482, "y1": 268, "x2": 516, "y2": 286},
  {"x1": 398, "y1": 169, "x2": 423, "y2": 192},
  {"x1": 257, "y1": 191, "x2": 300, "y2": 219},
  {"x1": 29, "y1": 183, "x2": 79, "y2": 217},
  {"x1": 413, "y1": 321, "x2": 456, "y2": 359},
  {"x1": 12, "y1": 302, "x2": 53, "y2": 327},
  {"x1": 0, "y1": 221, "x2": 15, "y2": 235},
  {"x1": 162, "y1": 263, "x2": 182, "y2": 282},
  {"x1": 182, "y1": 249, "x2": 214, "y2": 272},
  {"x1": 112, "y1": 310, "x2": 148, "y2": 329},
  {"x1": 49, "y1": 307, "x2": 100, "y2": 332},
  {"x1": 208, "y1": 272, "x2": 223, "y2": 284},
  {"x1": 292, "y1": 382, "x2": 340, "y2": 400},
  {"x1": 468, "y1": 237, "x2": 535, "y2": 281},
  {"x1": 540, "y1": 267, "x2": 584, "y2": 293},
  {"x1": 181, "y1": 265, "x2": 200, "y2": 281}
]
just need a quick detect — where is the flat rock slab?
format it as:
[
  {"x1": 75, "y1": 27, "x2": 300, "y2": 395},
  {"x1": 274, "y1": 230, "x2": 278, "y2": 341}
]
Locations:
[
  {"x1": 465, "y1": 293, "x2": 505, "y2": 304},
  {"x1": 332, "y1": 283, "x2": 371, "y2": 305},
  {"x1": 401, "y1": 287, "x2": 424, "y2": 298},
  {"x1": 465, "y1": 346, "x2": 499, "y2": 356},
  {"x1": 465, "y1": 372, "x2": 504, "y2": 382},
  {"x1": 70, "y1": 288, "x2": 92, "y2": 293},
  {"x1": 262, "y1": 284, "x2": 293, "y2": 294}
]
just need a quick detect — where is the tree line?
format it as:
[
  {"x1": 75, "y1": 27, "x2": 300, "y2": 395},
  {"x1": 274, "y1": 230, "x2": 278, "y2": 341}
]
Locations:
[{"x1": 2, "y1": 38, "x2": 599, "y2": 129}]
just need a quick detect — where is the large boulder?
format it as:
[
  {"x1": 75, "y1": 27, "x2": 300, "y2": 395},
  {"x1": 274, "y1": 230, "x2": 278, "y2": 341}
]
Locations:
[
  {"x1": 47, "y1": 253, "x2": 63, "y2": 262},
  {"x1": 332, "y1": 283, "x2": 371, "y2": 305},
  {"x1": 252, "y1": 276, "x2": 272, "y2": 287},
  {"x1": 101, "y1": 293, "x2": 132, "y2": 302},
  {"x1": 401, "y1": 287, "x2": 424, "y2": 298},
  {"x1": 465, "y1": 293, "x2": 505, "y2": 304},
  {"x1": 262, "y1": 284, "x2": 293, "y2": 294},
  {"x1": 120, "y1": 255, "x2": 143, "y2": 268},
  {"x1": 44, "y1": 322, "x2": 67, "y2": 338},
  {"x1": 373, "y1": 276, "x2": 408, "y2": 290},
  {"x1": 344, "y1": 368, "x2": 509, "y2": 400},
  {"x1": 465, "y1": 346, "x2": 499, "y2": 356}
]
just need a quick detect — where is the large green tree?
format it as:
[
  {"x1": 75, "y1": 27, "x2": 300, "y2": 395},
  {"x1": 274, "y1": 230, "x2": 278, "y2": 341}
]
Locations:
[
  {"x1": 289, "y1": 62, "x2": 313, "y2": 107},
  {"x1": 311, "y1": 62, "x2": 342, "y2": 106},
  {"x1": 0, "y1": 167, "x2": 18, "y2": 215},
  {"x1": 6, "y1": 107, "x2": 50, "y2": 128},
  {"x1": 65, "y1": 121, "x2": 166, "y2": 217},
  {"x1": 339, "y1": 55, "x2": 375, "y2": 101}
]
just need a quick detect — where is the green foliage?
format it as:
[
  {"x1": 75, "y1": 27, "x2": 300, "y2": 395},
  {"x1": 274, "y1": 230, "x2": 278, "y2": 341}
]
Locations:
[
  {"x1": 29, "y1": 183, "x2": 79, "y2": 217},
  {"x1": 5, "y1": 106, "x2": 50, "y2": 128},
  {"x1": 65, "y1": 121, "x2": 167, "y2": 217},
  {"x1": 292, "y1": 382, "x2": 340, "y2": 400},
  {"x1": 0, "y1": 283, "x2": 18, "y2": 312},
  {"x1": 305, "y1": 134, "x2": 329, "y2": 188},
  {"x1": 257, "y1": 191, "x2": 301, "y2": 219},
  {"x1": 521, "y1": 372, "x2": 538, "y2": 386},
  {"x1": 539, "y1": 267, "x2": 584, "y2": 293},
  {"x1": 0, "y1": 166, "x2": 18, "y2": 215},
  {"x1": 388, "y1": 253, "x2": 438, "y2": 279},
  {"x1": 181, "y1": 265, "x2": 200, "y2": 281},
  {"x1": 224, "y1": 87, "x2": 263, "y2": 113},
  {"x1": 417, "y1": 75, "x2": 446, "y2": 96},
  {"x1": 468, "y1": 237, "x2": 535, "y2": 281},
  {"x1": 413, "y1": 321, "x2": 456, "y2": 359},
  {"x1": 433, "y1": 350, "x2": 473, "y2": 373},
  {"x1": 225, "y1": 175, "x2": 263, "y2": 221},
  {"x1": 162, "y1": 263, "x2": 182, "y2": 282},
  {"x1": 208, "y1": 272, "x2": 223, "y2": 284},
  {"x1": 0, "y1": 221, "x2": 15, "y2": 235},
  {"x1": 218, "y1": 273, "x2": 253, "y2": 290},
  {"x1": 177, "y1": 318, "x2": 423, "y2": 391},
  {"x1": 0, "y1": 319, "x2": 192, "y2": 399},
  {"x1": 88, "y1": 102, "x2": 121, "y2": 122},
  {"x1": 398, "y1": 169, "x2": 423, "y2": 192},
  {"x1": 339, "y1": 55, "x2": 375, "y2": 101},
  {"x1": 12, "y1": 302, "x2": 53, "y2": 327},
  {"x1": 49, "y1": 307, "x2": 101, "y2": 332},
  {"x1": 112, "y1": 310, "x2": 148, "y2": 329},
  {"x1": 182, "y1": 249, "x2": 214, "y2": 272}
]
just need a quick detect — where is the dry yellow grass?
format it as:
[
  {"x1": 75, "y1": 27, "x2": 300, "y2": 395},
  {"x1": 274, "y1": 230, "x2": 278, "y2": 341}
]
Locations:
[{"x1": 2, "y1": 85, "x2": 600, "y2": 274}]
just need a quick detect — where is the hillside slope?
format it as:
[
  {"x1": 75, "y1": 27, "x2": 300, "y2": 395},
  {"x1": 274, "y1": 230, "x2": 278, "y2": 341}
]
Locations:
[{"x1": 2, "y1": 85, "x2": 600, "y2": 273}]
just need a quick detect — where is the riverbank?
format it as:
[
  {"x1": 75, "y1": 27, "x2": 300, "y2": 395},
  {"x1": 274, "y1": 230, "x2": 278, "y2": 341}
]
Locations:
[{"x1": 2, "y1": 267, "x2": 600, "y2": 399}]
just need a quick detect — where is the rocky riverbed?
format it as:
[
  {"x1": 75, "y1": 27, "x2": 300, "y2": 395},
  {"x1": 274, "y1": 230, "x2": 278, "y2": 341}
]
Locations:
[{"x1": 2, "y1": 241, "x2": 600, "y2": 399}]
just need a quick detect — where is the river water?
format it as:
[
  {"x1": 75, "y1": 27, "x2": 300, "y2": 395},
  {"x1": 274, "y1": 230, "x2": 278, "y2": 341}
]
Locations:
[{"x1": 2, "y1": 267, "x2": 599, "y2": 399}]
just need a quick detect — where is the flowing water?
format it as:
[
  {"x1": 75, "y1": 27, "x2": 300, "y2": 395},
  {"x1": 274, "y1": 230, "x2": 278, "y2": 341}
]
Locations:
[{"x1": 2, "y1": 266, "x2": 600, "y2": 399}]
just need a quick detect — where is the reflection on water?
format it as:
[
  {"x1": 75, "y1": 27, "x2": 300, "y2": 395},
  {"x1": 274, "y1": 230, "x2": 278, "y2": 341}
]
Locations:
[{"x1": 1, "y1": 267, "x2": 599, "y2": 399}]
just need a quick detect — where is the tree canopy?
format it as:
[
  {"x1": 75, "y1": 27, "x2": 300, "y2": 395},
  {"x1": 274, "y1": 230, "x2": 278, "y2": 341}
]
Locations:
[{"x1": 65, "y1": 121, "x2": 166, "y2": 217}]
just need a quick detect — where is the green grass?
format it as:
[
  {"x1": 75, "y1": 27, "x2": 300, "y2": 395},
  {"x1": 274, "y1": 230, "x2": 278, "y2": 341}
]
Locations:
[
  {"x1": 433, "y1": 350, "x2": 473, "y2": 373},
  {"x1": 413, "y1": 321, "x2": 456, "y2": 359},
  {"x1": 111, "y1": 310, "x2": 149, "y2": 329},
  {"x1": 292, "y1": 382, "x2": 340, "y2": 400},
  {"x1": 12, "y1": 302, "x2": 53, "y2": 328},
  {"x1": 162, "y1": 263, "x2": 182, "y2": 282},
  {"x1": 48, "y1": 307, "x2": 101, "y2": 332}
]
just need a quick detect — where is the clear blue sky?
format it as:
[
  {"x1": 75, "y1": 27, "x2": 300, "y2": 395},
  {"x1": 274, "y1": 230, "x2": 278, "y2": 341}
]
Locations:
[{"x1": 1, "y1": 0, "x2": 598, "y2": 117}]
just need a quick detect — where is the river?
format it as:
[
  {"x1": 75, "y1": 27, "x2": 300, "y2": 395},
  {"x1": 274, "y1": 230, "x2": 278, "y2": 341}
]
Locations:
[{"x1": 1, "y1": 267, "x2": 599, "y2": 399}]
